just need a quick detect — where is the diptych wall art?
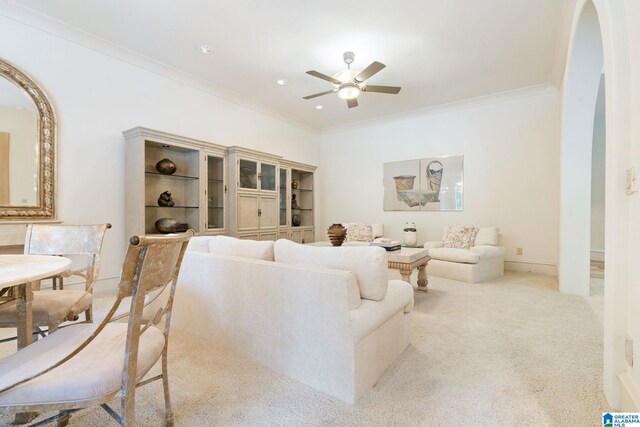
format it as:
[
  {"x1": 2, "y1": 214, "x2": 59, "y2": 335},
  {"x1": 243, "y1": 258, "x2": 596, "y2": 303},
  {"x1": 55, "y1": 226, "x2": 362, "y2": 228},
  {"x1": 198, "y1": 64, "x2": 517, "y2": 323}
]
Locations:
[{"x1": 383, "y1": 155, "x2": 464, "y2": 211}]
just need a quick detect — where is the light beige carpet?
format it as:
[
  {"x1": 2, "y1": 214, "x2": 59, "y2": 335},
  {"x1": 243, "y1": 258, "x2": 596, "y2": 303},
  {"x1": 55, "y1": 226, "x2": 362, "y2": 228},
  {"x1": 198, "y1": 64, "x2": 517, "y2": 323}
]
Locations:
[{"x1": 0, "y1": 272, "x2": 609, "y2": 426}]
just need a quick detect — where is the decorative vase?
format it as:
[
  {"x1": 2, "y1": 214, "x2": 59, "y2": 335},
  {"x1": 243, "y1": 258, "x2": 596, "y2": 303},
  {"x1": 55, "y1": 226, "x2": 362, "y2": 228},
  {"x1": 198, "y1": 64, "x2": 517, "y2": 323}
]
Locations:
[
  {"x1": 155, "y1": 158, "x2": 177, "y2": 175},
  {"x1": 403, "y1": 221, "x2": 418, "y2": 247},
  {"x1": 327, "y1": 223, "x2": 347, "y2": 246},
  {"x1": 157, "y1": 190, "x2": 175, "y2": 207},
  {"x1": 292, "y1": 214, "x2": 301, "y2": 227},
  {"x1": 291, "y1": 180, "x2": 299, "y2": 189},
  {"x1": 155, "y1": 218, "x2": 189, "y2": 234}
]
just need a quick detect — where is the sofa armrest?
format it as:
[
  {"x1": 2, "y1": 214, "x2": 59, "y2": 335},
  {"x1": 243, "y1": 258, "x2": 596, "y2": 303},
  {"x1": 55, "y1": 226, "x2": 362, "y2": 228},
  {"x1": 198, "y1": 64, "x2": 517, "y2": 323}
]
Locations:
[
  {"x1": 349, "y1": 280, "x2": 414, "y2": 344},
  {"x1": 423, "y1": 240, "x2": 444, "y2": 249}
]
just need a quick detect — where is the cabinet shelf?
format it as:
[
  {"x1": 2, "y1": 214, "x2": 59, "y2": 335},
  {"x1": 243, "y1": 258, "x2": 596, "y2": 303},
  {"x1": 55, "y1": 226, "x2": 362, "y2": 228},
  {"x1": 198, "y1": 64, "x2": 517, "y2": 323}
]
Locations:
[
  {"x1": 145, "y1": 171, "x2": 199, "y2": 180},
  {"x1": 208, "y1": 178, "x2": 224, "y2": 183},
  {"x1": 293, "y1": 188, "x2": 313, "y2": 192}
]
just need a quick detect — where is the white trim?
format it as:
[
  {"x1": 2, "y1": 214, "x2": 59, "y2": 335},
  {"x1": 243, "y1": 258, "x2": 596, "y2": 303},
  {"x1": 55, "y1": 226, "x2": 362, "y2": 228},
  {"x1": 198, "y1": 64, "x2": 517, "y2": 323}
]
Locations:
[
  {"x1": 619, "y1": 372, "x2": 640, "y2": 411},
  {"x1": 321, "y1": 84, "x2": 559, "y2": 134},
  {"x1": 0, "y1": 2, "x2": 320, "y2": 135},
  {"x1": 504, "y1": 260, "x2": 557, "y2": 276}
]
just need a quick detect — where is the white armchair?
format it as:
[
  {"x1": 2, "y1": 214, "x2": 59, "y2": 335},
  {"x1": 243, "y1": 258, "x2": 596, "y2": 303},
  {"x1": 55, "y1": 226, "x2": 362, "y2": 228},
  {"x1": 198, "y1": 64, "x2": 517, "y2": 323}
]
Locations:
[{"x1": 424, "y1": 226, "x2": 505, "y2": 283}]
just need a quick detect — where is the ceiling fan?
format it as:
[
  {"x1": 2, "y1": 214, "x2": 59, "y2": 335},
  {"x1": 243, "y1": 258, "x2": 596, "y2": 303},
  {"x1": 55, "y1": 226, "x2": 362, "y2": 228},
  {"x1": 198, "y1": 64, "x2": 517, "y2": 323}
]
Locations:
[{"x1": 303, "y1": 52, "x2": 401, "y2": 108}]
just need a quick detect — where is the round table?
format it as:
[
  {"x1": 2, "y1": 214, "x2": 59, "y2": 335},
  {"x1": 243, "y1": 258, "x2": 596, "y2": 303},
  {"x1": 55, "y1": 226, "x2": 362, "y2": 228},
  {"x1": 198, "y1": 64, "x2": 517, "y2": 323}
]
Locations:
[{"x1": 0, "y1": 254, "x2": 72, "y2": 349}]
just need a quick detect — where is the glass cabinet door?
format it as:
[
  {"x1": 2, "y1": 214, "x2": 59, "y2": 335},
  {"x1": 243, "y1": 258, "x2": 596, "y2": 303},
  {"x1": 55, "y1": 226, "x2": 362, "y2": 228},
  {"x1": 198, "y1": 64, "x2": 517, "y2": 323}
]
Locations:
[
  {"x1": 260, "y1": 162, "x2": 277, "y2": 191},
  {"x1": 279, "y1": 168, "x2": 287, "y2": 226},
  {"x1": 239, "y1": 159, "x2": 258, "y2": 190},
  {"x1": 207, "y1": 155, "x2": 225, "y2": 230}
]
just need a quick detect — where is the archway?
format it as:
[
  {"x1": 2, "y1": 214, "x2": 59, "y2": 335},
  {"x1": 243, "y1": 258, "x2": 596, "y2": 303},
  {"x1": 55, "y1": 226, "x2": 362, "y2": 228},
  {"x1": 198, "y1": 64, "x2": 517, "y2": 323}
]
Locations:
[
  {"x1": 561, "y1": 0, "x2": 634, "y2": 409},
  {"x1": 559, "y1": 0, "x2": 603, "y2": 296}
]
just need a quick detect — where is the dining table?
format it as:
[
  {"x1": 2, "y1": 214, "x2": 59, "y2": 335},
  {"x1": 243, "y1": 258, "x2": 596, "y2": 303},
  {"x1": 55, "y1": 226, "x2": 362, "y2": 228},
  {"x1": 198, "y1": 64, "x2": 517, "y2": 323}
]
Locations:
[{"x1": 0, "y1": 254, "x2": 72, "y2": 349}]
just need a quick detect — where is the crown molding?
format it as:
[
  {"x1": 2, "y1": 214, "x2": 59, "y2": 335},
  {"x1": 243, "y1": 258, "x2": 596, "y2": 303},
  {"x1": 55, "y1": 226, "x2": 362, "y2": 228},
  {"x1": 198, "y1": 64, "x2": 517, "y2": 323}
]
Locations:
[
  {"x1": 320, "y1": 83, "x2": 559, "y2": 135},
  {"x1": 0, "y1": 1, "x2": 321, "y2": 135}
]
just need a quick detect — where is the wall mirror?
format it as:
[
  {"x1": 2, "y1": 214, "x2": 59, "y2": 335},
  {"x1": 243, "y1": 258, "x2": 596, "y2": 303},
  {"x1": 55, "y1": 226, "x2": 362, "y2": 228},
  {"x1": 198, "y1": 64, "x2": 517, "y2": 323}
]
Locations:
[{"x1": 0, "y1": 58, "x2": 56, "y2": 220}]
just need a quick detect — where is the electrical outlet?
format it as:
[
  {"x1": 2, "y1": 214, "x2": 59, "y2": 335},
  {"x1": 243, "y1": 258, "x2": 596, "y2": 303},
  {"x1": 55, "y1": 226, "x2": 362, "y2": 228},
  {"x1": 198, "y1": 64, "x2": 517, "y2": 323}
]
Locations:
[
  {"x1": 516, "y1": 248, "x2": 523, "y2": 256},
  {"x1": 626, "y1": 337, "x2": 634, "y2": 367}
]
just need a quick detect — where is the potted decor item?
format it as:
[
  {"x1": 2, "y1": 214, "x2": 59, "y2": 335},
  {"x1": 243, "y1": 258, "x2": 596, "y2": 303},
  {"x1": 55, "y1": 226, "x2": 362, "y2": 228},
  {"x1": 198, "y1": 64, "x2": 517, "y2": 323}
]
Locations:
[
  {"x1": 155, "y1": 158, "x2": 177, "y2": 175},
  {"x1": 327, "y1": 223, "x2": 347, "y2": 246},
  {"x1": 403, "y1": 221, "x2": 418, "y2": 247}
]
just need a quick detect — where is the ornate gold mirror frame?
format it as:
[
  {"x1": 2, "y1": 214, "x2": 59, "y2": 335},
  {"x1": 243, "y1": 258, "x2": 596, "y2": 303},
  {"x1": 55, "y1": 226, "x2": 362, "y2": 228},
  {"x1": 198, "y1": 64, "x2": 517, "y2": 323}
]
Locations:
[{"x1": 0, "y1": 58, "x2": 56, "y2": 219}]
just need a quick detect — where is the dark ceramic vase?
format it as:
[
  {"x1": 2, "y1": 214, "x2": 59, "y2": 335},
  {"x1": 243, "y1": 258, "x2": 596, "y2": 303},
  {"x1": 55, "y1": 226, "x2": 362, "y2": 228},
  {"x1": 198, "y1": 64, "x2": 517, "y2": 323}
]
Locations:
[
  {"x1": 292, "y1": 214, "x2": 301, "y2": 227},
  {"x1": 157, "y1": 190, "x2": 175, "y2": 207},
  {"x1": 155, "y1": 158, "x2": 177, "y2": 175},
  {"x1": 155, "y1": 218, "x2": 189, "y2": 234}
]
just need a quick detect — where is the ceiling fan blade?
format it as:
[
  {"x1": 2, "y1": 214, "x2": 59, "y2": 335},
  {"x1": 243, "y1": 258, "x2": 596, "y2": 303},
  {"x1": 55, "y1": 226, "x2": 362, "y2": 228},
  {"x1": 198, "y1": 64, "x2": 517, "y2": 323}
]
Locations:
[
  {"x1": 354, "y1": 61, "x2": 385, "y2": 83},
  {"x1": 362, "y1": 85, "x2": 402, "y2": 94},
  {"x1": 306, "y1": 70, "x2": 341, "y2": 85},
  {"x1": 347, "y1": 98, "x2": 358, "y2": 108},
  {"x1": 302, "y1": 90, "x2": 336, "y2": 100}
]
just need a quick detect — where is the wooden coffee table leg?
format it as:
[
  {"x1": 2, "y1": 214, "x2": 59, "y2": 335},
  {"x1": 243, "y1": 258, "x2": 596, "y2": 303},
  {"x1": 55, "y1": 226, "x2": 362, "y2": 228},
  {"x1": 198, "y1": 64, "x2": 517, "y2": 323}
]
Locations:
[
  {"x1": 417, "y1": 264, "x2": 428, "y2": 292},
  {"x1": 399, "y1": 266, "x2": 412, "y2": 284}
]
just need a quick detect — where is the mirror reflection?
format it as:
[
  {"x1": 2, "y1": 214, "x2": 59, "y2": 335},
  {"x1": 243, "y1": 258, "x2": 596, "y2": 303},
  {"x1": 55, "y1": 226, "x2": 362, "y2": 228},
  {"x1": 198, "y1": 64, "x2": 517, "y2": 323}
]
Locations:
[{"x1": 0, "y1": 76, "x2": 39, "y2": 207}]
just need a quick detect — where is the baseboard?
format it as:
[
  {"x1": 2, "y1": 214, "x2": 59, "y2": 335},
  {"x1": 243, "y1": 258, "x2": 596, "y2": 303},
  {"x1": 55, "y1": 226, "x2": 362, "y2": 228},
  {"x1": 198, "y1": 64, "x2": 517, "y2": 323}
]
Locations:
[
  {"x1": 619, "y1": 372, "x2": 640, "y2": 411},
  {"x1": 591, "y1": 250, "x2": 605, "y2": 262},
  {"x1": 504, "y1": 260, "x2": 557, "y2": 276}
]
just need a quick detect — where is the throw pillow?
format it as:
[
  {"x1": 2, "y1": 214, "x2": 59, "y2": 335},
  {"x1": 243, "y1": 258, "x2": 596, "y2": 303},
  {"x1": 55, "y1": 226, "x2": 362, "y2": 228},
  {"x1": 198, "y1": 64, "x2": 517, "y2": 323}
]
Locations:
[
  {"x1": 345, "y1": 223, "x2": 374, "y2": 243},
  {"x1": 208, "y1": 236, "x2": 274, "y2": 261},
  {"x1": 443, "y1": 224, "x2": 479, "y2": 249}
]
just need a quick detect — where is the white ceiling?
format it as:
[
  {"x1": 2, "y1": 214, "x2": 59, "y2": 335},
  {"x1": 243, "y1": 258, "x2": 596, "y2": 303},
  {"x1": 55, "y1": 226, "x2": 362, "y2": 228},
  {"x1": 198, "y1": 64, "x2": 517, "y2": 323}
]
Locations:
[{"x1": 6, "y1": 0, "x2": 569, "y2": 132}]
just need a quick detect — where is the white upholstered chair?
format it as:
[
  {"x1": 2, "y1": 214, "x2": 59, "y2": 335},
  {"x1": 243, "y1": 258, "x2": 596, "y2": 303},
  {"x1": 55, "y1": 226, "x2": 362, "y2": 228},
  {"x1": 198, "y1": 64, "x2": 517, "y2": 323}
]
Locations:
[
  {"x1": 0, "y1": 224, "x2": 111, "y2": 341},
  {"x1": 0, "y1": 230, "x2": 194, "y2": 426}
]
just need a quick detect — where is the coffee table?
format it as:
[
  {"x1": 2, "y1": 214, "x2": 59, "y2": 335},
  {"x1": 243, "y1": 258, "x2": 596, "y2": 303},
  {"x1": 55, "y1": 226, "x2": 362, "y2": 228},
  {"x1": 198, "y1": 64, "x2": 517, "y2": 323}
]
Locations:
[{"x1": 386, "y1": 247, "x2": 431, "y2": 292}]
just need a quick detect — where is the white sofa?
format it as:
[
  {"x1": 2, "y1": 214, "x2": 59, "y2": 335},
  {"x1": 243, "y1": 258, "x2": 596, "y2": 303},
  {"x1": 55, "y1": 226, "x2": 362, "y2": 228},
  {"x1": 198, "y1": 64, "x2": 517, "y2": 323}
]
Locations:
[
  {"x1": 424, "y1": 226, "x2": 505, "y2": 283},
  {"x1": 172, "y1": 236, "x2": 414, "y2": 403}
]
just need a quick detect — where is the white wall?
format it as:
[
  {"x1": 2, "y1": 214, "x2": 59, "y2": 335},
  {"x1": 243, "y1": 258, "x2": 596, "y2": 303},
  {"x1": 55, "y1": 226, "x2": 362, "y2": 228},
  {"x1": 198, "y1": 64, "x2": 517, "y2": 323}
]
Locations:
[
  {"x1": 590, "y1": 75, "x2": 606, "y2": 257},
  {"x1": 0, "y1": 107, "x2": 38, "y2": 205},
  {"x1": 0, "y1": 16, "x2": 321, "y2": 288},
  {"x1": 319, "y1": 89, "x2": 560, "y2": 273}
]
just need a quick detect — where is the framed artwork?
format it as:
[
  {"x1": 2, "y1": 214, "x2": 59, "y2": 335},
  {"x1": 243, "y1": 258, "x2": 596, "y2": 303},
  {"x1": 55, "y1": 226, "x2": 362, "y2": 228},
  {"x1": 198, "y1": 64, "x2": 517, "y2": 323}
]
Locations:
[{"x1": 383, "y1": 155, "x2": 464, "y2": 211}]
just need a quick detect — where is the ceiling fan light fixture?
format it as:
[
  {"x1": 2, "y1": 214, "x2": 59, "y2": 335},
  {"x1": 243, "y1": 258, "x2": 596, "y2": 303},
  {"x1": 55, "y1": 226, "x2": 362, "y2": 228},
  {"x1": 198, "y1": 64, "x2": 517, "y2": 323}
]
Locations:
[{"x1": 338, "y1": 83, "x2": 361, "y2": 100}]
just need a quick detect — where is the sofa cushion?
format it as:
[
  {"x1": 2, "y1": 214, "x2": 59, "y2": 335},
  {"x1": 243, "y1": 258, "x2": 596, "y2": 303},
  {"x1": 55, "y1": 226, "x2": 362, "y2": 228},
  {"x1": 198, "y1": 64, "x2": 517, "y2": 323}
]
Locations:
[
  {"x1": 443, "y1": 224, "x2": 479, "y2": 249},
  {"x1": 208, "y1": 236, "x2": 274, "y2": 261},
  {"x1": 345, "y1": 223, "x2": 374, "y2": 243},
  {"x1": 274, "y1": 239, "x2": 388, "y2": 301},
  {"x1": 475, "y1": 227, "x2": 500, "y2": 246},
  {"x1": 429, "y1": 247, "x2": 480, "y2": 264},
  {"x1": 371, "y1": 223, "x2": 384, "y2": 239},
  {"x1": 470, "y1": 245, "x2": 506, "y2": 258}
]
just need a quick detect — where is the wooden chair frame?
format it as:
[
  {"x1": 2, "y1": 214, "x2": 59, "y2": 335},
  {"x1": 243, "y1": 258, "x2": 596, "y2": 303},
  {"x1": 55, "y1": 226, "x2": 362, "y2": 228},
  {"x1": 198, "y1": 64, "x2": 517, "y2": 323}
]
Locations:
[{"x1": 0, "y1": 230, "x2": 194, "y2": 426}]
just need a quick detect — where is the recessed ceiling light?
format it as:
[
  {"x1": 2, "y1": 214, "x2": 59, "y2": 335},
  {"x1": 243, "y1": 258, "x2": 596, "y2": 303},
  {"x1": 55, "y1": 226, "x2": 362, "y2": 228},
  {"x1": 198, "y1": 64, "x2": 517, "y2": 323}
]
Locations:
[
  {"x1": 198, "y1": 44, "x2": 213, "y2": 54},
  {"x1": 315, "y1": 105, "x2": 323, "y2": 110},
  {"x1": 276, "y1": 79, "x2": 288, "y2": 86}
]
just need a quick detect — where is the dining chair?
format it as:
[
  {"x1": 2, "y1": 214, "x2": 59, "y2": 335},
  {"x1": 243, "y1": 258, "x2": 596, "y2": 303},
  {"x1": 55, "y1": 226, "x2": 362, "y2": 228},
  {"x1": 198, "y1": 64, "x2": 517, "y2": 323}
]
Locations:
[
  {"x1": 0, "y1": 230, "x2": 194, "y2": 426},
  {"x1": 0, "y1": 223, "x2": 111, "y2": 340}
]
